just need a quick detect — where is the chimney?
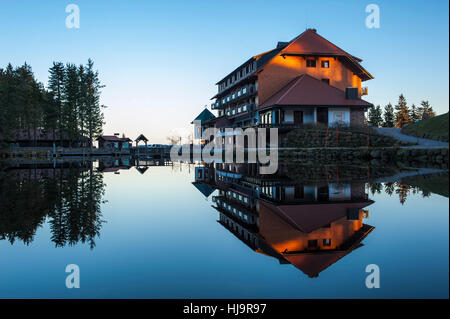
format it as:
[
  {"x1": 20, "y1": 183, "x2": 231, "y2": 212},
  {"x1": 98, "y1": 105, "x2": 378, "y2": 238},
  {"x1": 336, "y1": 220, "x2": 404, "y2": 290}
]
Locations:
[
  {"x1": 307, "y1": 28, "x2": 317, "y2": 33},
  {"x1": 346, "y1": 87, "x2": 359, "y2": 100}
]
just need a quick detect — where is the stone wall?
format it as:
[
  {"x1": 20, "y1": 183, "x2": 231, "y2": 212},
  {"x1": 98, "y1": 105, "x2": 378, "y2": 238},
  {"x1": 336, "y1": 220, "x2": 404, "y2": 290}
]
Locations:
[
  {"x1": 279, "y1": 147, "x2": 449, "y2": 169},
  {"x1": 284, "y1": 126, "x2": 397, "y2": 148}
]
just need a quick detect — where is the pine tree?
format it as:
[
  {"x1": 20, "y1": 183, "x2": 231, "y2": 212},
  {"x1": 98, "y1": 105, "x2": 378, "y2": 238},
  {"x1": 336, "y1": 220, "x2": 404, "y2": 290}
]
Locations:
[
  {"x1": 82, "y1": 59, "x2": 105, "y2": 148},
  {"x1": 368, "y1": 105, "x2": 383, "y2": 127},
  {"x1": 419, "y1": 100, "x2": 435, "y2": 120},
  {"x1": 383, "y1": 103, "x2": 395, "y2": 127},
  {"x1": 410, "y1": 104, "x2": 421, "y2": 122},
  {"x1": 394, "y1": 94, "x2": 410, "y2": 127},
  {"x1": 63, "y1": 63, "x2": 81, "y2": 147},
  {"x1": 48, "y1": 62, "x2": 66, "y2": 145}
]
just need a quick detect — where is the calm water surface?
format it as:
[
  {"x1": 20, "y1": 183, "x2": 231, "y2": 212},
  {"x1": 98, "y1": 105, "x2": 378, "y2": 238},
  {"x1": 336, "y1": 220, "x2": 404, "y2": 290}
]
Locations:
[{"x1": 0, "y1": 160, "x2": 448, "y2": 298}]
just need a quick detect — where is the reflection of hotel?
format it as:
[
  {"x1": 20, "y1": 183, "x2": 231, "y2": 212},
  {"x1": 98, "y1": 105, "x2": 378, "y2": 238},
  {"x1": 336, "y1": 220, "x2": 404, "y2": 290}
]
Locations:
[
  {"x1": 194, "y1": 163, "x2": 374, "y2": 278},
  {"x1": 193, "y1": 28, "x2": 373, "y2": 139}
]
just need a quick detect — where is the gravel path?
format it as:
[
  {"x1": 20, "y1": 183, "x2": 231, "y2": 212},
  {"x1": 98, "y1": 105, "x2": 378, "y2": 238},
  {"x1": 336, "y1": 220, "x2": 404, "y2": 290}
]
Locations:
[{"x1": 373, "y1": 127, "x2": 449, "y2": 149}]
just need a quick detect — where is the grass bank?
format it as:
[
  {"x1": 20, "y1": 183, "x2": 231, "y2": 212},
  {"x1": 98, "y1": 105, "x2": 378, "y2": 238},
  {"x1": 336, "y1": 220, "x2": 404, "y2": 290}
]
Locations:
[{"x1": 402, "y1": 112, "x2": 449, "y2": 142}]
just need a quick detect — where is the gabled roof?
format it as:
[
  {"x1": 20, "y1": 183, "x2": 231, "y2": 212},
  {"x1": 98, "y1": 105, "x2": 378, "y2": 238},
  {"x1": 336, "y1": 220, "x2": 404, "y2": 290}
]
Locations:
[
  {"x1": 258, "y1": 74, "x2": 373, "y2": 110},
  {"x1": 192, "y1": 182, "x2": 215, "y2": 198},
  {"x1": 135, "y1": 134, "x2": 148, "y2": 142},
  {"x1": 282, "y1": 29, "x2": 355, "y2": 58},
  {"x1": 259, "y1": 200, "x2": 373, "y2": 233},
  {"x1": 213, "y1": 29, "x2": 373, "y2": 98},
  {"x1": 191, "y1": 108, "x2": 216, "y2": 123}
]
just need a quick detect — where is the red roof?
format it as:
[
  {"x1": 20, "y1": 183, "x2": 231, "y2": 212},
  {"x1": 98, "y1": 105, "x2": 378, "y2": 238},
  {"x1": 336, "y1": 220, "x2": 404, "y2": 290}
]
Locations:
[
  {"x1": 259, "y1": 200, "x2": 372, "y2": 233},
  {"x1": 280, "y1": 29, "x2": 372, "y2": 81},
  {"x1": 258, "y1": 74, "x2": 373, "y2": 110},
  {"x1": 282, "y1": 29, "x2": 356, "y2": 58}
]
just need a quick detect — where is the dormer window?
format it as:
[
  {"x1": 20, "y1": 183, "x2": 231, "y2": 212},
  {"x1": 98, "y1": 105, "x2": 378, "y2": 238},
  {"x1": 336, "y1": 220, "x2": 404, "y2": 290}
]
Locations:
[
  {"x1": 321, "y1": 60, "x2": 330, "y2": 68},
  {"x1": 306, "y1": 59, "x2": 316, "y2": 67}
]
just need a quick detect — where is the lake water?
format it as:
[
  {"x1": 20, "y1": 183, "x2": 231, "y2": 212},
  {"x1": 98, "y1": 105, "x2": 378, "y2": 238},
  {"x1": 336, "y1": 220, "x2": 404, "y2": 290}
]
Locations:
[{"x1": 0, "y1": 159, "x2": 448, "y2": 298}]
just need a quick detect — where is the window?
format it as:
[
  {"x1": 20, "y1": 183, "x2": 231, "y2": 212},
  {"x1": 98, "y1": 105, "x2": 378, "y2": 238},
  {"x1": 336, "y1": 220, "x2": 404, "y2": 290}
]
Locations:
[
  {"x1": 306, "y1": 59, "x2": 316, "y2": 67},
  {"x1": 322, "y1": 78, "x2": 330, "y2": 85},
  {"x1": 321, "y1": 60, "x2": 330, "y2": 68},
  {"x1": 323, "y1": 239, "x2": 331, "y2": 246},
  {"x1": 308, "y1": 240, "x2": 318, "y2": 248}
]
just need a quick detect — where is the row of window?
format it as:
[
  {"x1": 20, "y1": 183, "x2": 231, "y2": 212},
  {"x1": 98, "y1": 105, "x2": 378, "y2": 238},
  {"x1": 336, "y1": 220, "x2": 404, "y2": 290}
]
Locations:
[
  {"x1": 216, "y1": 198, "x2": 250, "y2": 223},
  {"x1": 225, "y1": 103, "x2": 250, "y2": 117},
  {"x1": 226, "y1": 189, "x2": 250, "y2": 206},
  {"x1": 212, "y1": 84, "x2": 255, "y2": 109},
  {"x1": 218, "y1": 62, "x2": 256, "y2": 92},
  {"x1": 306, "y1": 59, "x2": 330, "y2": 68},
  {"x1": 308, "y1": 238, "x2": 332, "y2": 248}
]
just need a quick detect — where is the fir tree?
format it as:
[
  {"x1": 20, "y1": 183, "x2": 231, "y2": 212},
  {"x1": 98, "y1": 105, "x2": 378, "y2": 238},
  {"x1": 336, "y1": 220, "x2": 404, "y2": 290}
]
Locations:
[
  {"x1": 368, "y1": 105, "x2": 383, "y2": 127},
  {"x1": 418, "y1": 100, "x2": 436, "y2": 120},
  {"x1": 48, "y1": 62, "x2": 66, "y2": 144},
  {"x1": 383, "y1": 103, "x2": 395, "y2": 127},
  {"x1": 410, "y1": 104, "x2": 421, "y2": 122},
  {"x1": 83, "y1": 59, "x2": 105, "y2": 148},
  {"x1": 394, "y1": 94, "x2": 410, "y2": 127},
  {"x1": 63, "y1": 63, "x2": 81, "y2": 146}
]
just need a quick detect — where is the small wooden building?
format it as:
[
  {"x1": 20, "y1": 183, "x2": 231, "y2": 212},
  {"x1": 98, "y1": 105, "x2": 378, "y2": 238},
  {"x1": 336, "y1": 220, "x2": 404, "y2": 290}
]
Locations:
[{"x1": 97, "y1": 135, "x2": 132, "y2": 150}]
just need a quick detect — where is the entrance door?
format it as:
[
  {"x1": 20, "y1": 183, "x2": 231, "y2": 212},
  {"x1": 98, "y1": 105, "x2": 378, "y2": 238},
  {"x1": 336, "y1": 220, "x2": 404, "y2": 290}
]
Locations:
[
  {"x1": 317, "y1": 107, "x2": 328, "y2": 125},
  {"x1": 294, "y1": 111, "x2": 303, "y2": 125}
]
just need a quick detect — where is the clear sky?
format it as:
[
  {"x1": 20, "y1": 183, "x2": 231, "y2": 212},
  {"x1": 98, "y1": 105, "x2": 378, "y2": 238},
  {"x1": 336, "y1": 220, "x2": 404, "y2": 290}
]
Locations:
[{"x1": 0, "y1": 0, "x2": 448, "y2": 143}]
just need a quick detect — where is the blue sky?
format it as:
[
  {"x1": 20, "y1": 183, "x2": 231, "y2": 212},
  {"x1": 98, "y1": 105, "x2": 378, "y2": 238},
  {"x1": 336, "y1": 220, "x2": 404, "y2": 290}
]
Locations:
[{"x1": 0, "y1": 0, "x2": 448, "y2": 143}]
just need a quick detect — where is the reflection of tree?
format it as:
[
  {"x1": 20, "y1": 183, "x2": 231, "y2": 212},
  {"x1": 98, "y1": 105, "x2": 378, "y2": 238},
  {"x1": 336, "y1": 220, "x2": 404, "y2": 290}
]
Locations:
[
  {"x1": 0, "y1": 172, "x2": 48, "y2": 244},
  {"x1": 395, "y1": 182, "x2": 410, "y2": 205},
  {"x1": 369, "y1": 183, "x2": 382, "y2": 195},
  {"x1": 0, "y1": 165, "x2": 105, "y2": 248},
  {"x1": 384, "y1": 182, "x2": 395, "y2": 196},
  {"x1": 367, "y1": 180, "x2": 434, "y2": 205}
]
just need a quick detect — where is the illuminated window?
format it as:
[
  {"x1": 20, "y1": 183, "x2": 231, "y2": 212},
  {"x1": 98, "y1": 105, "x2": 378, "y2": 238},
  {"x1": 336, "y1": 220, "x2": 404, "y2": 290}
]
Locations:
[
  {"x1": 321, "y1": 60, "x2": 330, "y2": 68},
  {"x1": 306, "y1": 59, "x2": 316, "y2": 67}
]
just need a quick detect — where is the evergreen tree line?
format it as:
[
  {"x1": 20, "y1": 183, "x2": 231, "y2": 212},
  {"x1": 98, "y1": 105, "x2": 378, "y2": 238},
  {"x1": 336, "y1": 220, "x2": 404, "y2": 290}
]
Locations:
[
  {"x1": 0, "y1": 59, "x2": 104, "y2": 147},
  {"x1": 368, "y1": 94, "x2": 436, "y2": 128}
]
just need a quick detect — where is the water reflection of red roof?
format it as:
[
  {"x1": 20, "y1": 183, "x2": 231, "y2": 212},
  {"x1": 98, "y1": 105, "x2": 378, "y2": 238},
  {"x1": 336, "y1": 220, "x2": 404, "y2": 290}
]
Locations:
[{"x1": 259, "y1": 200, "x2": 373, "y2": 233}]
